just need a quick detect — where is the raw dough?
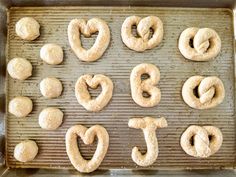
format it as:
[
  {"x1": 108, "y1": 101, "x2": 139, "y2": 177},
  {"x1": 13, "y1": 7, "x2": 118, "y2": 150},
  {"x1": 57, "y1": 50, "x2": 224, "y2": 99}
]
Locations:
[
  {"x1": 180, "y1": 125, "x2": 223, "y2": 158},
  {"x1": 15, "y1": 17, "x2": 40, "y2": 41},
  {"x1": 66, "y1": 124, "x2": 109, "y2": 173},
  {"x1": 182, "y1": 76, "x2": 225, "y2": 109},
  {"x1": 178, "y1": 27, "x2": 221, "y2": 61},
  {"x1": 121, "y1": 16, "x2": 163, "y2": 52},
  {"x1": 40, "y1": 77, "x2": 63, "y2": 98},
  {"x1": 7, "y1": 58, "x2": 32, "y2": 80},
  {"x1": 40, "y1": 44, "x2": 63, "y2": 65},
  {"x1": 130, "y1": 63, "x2": 161, "y2": 107},
  {"x1": 128, "y1": 117, "x2": 167, "y2": 166},
  {"x1": 38, "y1": 107, "x2": 63, "y2": 130},
  {"x1": 75, "y1": 74, "x2": 113, "y2": 112},
  {"x1": 9, "y1": 96, "x2": 33, "y2": 118},
  {"x1": 14, "y1": 140, "x2": 38, "y2": 162},
  {"x1": 68, "y1": 18, "x2": 110, "y2": 62}
]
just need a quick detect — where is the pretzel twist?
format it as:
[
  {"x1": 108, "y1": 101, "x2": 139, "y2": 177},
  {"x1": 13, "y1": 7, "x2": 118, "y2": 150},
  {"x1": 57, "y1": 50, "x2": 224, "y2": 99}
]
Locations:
[
  {"x1": 180, "y1": 125, "x2": 223, "y2": 158},
  {"x1": 178, "y1": 27, "x2": 221, "y2": 61},
  {"x1": 182, "y1": 76, "x2": 225, "y2": 109},
  {"x1": 66, "y1": 125, "x2": 109, "y2": 173},
  {"x1": 130, "y1": 63, "x2": 161, "y2": 107},
  {"x1": 68, "y1": 18, "x2": 110, "y2": 62},
  {"x1": 128, "y1": 117, "x2": 167, "y2": 166},
  {"x1": 75, "y1": 74, "x2": 113, "y2": 112},
  {"x1": 121, "y1": 16, "x2": 163, "y2": 52}
]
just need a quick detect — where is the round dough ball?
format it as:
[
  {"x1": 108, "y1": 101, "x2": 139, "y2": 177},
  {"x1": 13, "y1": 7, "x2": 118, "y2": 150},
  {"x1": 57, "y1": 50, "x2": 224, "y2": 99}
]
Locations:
[
  {"x1": 9, "y1": 96, "x2": 33, "y2": 118},
  {"x1": 39, "y1": 107, "x2": 63, "y2": 130},
  {"x1": 40, "y1": 44, "x2": 63, "y2": 65},
  {"x1": 15, "y1": 17, "x2": 40, "y2": 40},
  {"x1": 40, "y1": 77, "x2": 63, "y2": 98},
  {"x1": 14, "y1": 140, "x2": 38, "y2": 162},
  {"x1": 7, "y1": 58, "x2": 32, "y2": 80}
]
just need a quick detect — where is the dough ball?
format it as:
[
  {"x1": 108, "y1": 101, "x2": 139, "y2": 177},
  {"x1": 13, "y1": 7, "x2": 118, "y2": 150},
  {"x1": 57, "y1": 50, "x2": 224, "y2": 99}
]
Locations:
[
  {"x1": 39, "y1": 107, "x2": 63, "y2": 130},
  {"x1": 9, "y1": 96, "x2": 33, "y2": 118},
  {"x1": 40, "y1": 77, "x2": 63, "y2": 98},
  {"x1": 40, "y1": 44, "x2": 63, "y2": 65},
  {"x1": 7, "y1": 58, "x2": 32, "y2": 80},
  {"x1": 14, "y1": 140, "x2": 38, "y2": 162},
  {"x1": 15, "y1": 17, "x2": 40, "y2": 40}
]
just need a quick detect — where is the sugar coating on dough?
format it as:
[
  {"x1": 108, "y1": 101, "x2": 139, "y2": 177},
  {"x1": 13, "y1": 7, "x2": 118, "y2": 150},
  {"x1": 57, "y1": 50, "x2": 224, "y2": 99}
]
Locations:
[
  {"x1": 121, "y1": 16, "x2": 163, "y2": 52},
  {"x1": 68, "y1": 18, "x2": 110, "y2": 62},
  {"x1": 40, "y1": 77, "x2": 63, "y2": 98},
  {"x1": 14, "y1": 140, "x2": 38, "y2": 162},
  {"x1": 39, "y1": 107, "x2": 63, "y2": 130},
  {"x1": 40, "y1": 44, "x2": 63, "y2": 65},
  {"x1": 182, "y1": 76, "x2": 225, "y2": 109},
  {"x1": 178, "y1": 27, "x2": 221, "y2": 61},
  {"x1": 7, "y1": 58, "x2": 32, "y2": 80},
  {"x1": 66, "y1": 124, "x2": 109, "y2": 173},
  {"x1": 15, "y1": 17, "x2": 40, "y2": 40},
  {"x1": 130, "y1": 63, "x2": 161, "y2": 107},
  {"x1": 128, "y1": 117, "x2": 167, "y2": 166},
  {"x1": 75, "y1": 74, "x2": 113, "y2": 112},
  {"x1": 180, "y1": 125, "x2": 223, "y2": 158},
  {"x1": 9, "y1": 96, "x2": 33, "y2": 118}
]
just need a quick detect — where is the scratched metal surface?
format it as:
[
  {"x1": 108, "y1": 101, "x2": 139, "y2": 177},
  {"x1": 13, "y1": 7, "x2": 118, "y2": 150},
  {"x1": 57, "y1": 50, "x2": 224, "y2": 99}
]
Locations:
[{"x1": 5, "y1": 7, "x2": 235, "y2": 169}]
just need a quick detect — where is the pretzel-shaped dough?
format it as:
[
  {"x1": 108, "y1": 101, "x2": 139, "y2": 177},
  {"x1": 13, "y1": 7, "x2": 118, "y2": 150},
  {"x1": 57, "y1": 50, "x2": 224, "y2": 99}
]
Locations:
[
  {"x1": 121, "y1": 16, "x2": 163, "y2": 52},
  {"x1": 75, "y1": 74, "x2": 113, "y2": 112},
  {"x1": 180, "y1": 125, "x2": 223, "y2": 158},
  {"x1": 178, "y1": 27, "x2": 221, "y2": 61},
  {"x1": 68, "y1": 18, "x2": 110, "y2": 62},
  {"x1": 66, "y1": 124, "x2": 109, "y2": 173},
  {"x1": 182, "y1": 76, "x2": 225, "y2": 109},
  {"x1": 130, "y1": 63, "x2": 161, "y2": 107},
  {"x1": 128, "y1": 117, "x2": 168, "y2": 166}
]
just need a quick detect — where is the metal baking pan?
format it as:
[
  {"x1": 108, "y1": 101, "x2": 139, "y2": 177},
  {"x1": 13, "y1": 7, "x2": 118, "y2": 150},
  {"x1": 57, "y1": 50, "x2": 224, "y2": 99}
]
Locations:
[{"x1": 0, "y1": 0, "x2": 235, "y2": 176}]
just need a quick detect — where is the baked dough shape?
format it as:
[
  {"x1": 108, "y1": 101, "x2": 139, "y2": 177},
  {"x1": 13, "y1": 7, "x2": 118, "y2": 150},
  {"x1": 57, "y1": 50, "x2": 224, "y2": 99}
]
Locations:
[
  {"x1": 7, "y1": 58, "x2": 32, "y2": 80},
  {"x1": 38, "y1": 107, "x2": 63, "y2": 130},
  {"x1": 68, "y1": 18, "x2": 110, "y2": 62},
  {"x1": 40, "y1": 44, "x2": 63, "y2": 65},
  {"x1": 128, "y1": 117, "x2": 167, "y2": 167},
  {"x1": 180, "y1": 125, "x2": 223, "y2": 158},
  {"x1": 130, "y1": 63, "x2": 161, "y2": 107},
  {"x1": 121, "y1": 16, "x2": 163, "y2": 52},
  {"x1": 178, "y1": 27, "x2": 221, "y2": 61},
  {"x1": 66, "y1": 124, "x2": 109, "y2": 173},
  {"x1": 182, "y1": 76, "x2": 225, "y2": 109},
  {"x1": 75, "y1": 74, "x2": 113, "y2": 112},
  {"x1": 40, "y1": 77, "x2": 63, "y2": 98},
  {"x1": 15, "y1": 17, "x2": 40, "y2": 41},
  {"x1": 9, "y1": 96, "x2": 33, "y2": 118},
  {"x1": 14, "y1": 140, "x2": 38, "y2": 162}
]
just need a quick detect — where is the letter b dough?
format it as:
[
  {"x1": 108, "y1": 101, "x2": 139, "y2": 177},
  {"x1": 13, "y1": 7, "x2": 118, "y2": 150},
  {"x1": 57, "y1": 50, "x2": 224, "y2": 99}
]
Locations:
[{"x1": 130, "y1": 63, "x2": 161, "y2": 107}]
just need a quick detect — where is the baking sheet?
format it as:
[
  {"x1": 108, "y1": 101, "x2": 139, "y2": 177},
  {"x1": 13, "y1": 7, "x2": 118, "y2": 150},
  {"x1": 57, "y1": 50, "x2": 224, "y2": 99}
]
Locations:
[{"x1": 5, "y1": 7, "x2": 235, "y2": 169}]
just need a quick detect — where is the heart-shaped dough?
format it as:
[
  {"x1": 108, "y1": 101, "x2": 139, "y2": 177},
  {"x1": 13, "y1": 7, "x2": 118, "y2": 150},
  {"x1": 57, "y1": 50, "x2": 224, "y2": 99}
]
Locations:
[
  {"x1": 68, "y1": 18, "x2": 110, "y2": 62},
  {"x1": 66, "y1": 125, "x2": 109, "y2": 173},
  {"x1": 75, "y1": 74, "x2": 113, "y2": 112},
  {"x1": 121, "y1": 16, "x2": 163, "y2": 52}
]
